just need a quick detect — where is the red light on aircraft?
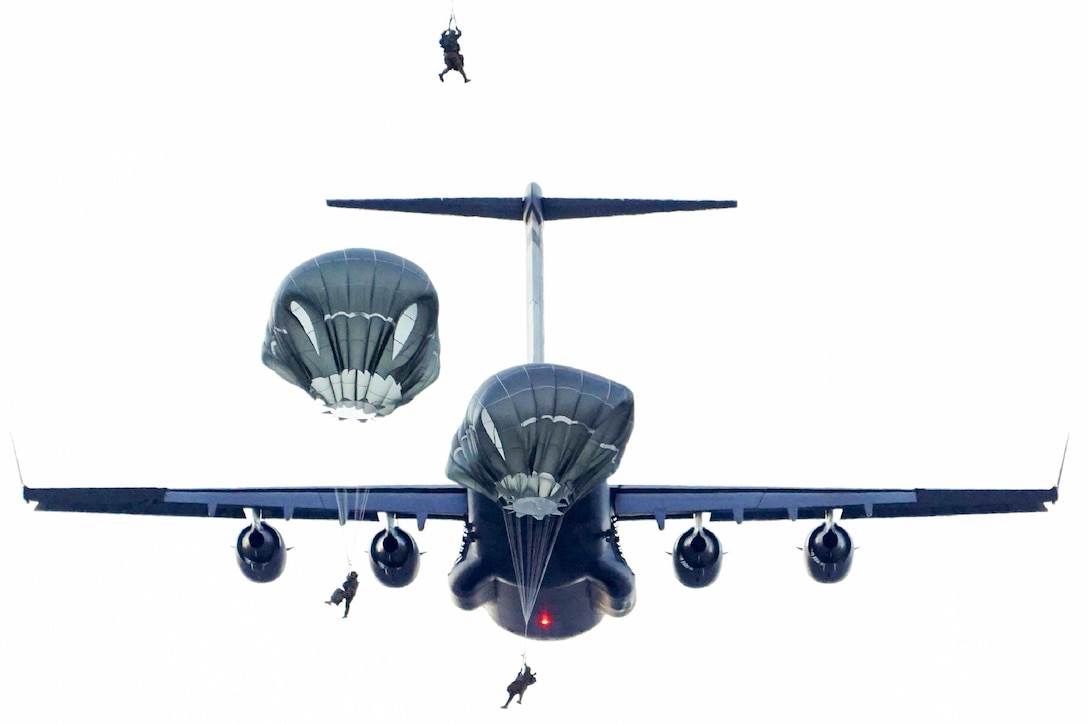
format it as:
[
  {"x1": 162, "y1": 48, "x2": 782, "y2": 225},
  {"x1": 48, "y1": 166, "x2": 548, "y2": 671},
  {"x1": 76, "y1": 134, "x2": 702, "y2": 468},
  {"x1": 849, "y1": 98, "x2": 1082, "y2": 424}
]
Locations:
[{"x1": 539, "y1": 613, "x2": 551, "y2": 627}]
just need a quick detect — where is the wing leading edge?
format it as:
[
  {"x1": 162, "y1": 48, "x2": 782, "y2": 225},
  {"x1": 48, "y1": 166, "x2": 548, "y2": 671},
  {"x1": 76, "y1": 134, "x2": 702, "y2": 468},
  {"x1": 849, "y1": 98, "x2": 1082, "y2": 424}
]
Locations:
[
  {"x1": 22, "y1": 486, "x2": 468, "y2": 529},
  {"x1": 610, "y1": 485, "x2": 1059, "y2": 530}
]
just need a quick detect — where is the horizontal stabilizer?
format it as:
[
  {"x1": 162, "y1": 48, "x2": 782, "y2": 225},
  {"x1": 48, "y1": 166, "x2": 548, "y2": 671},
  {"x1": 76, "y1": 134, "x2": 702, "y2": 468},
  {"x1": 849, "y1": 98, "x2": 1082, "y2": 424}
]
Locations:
[
  {"x1": 327, "y1": 198, "x2": 524, "y2": 220},
  {"x1": 543, "y1": 198, "x2": 736, "y2": 220},
  {"x1": 327, "y1": 196, "x2": 737, "y2": 221}
]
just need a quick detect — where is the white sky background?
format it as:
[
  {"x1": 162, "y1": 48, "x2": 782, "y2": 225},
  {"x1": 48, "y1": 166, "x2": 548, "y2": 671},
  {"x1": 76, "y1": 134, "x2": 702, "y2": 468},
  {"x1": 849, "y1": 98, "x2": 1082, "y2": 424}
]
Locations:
[{"x1": 1, "y1": 2, "x2": 1086, "y2": 723}]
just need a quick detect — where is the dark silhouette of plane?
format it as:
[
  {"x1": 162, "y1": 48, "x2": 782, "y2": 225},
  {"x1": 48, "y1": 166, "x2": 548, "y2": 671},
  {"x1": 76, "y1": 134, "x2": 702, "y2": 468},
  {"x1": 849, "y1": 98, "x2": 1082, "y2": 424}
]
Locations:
[{"x1": 22, "y1": 184, "x2": 1061, "y2": 640}]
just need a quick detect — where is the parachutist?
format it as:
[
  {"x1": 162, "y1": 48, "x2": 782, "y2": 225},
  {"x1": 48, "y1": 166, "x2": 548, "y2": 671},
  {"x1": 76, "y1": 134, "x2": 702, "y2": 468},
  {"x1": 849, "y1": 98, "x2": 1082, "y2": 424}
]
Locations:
[
  {"x1": 325, "y1": 571, "x2": 359, "y2": 618},
  {"x1": 500, "y1": 665, "x2": 536, "y2": 708},
  {"x1": 439, "y1": 27, "x2": 470, "y2": 83}
]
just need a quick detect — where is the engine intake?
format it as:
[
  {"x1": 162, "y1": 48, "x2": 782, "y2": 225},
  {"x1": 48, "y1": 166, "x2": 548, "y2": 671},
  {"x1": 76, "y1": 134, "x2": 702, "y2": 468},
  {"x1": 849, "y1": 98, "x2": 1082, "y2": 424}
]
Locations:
[
  {"x1": 672, "y1": 526, "x2": 722, "y2": 588},
  {"x1": 236, "y1": 522, "x2": 286, "y2": 583},
  {"x1": 804, "y1": 523, "x2": 853, "y2": 583},
  {"x1": 370, "y1": 526, "x2": 420, "y2": 587}
]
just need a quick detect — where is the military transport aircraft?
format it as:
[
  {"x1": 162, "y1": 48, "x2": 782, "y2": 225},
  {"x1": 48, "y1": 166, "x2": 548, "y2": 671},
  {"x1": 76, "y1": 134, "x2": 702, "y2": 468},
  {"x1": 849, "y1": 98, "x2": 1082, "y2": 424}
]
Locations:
[{"x1": 22, "y1": 184, "x2": 1062, "y2": 641}]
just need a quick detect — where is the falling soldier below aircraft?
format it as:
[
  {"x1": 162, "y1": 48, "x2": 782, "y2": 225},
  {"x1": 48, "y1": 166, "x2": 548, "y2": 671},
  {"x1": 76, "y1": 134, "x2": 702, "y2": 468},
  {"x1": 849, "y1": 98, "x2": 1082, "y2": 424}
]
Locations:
[
  {"x1": 501, "y1": 664, "x2": 537, "y2": 708},
  {"x1": 326, "y1": 571, "x2": 359, "y2": 618}
]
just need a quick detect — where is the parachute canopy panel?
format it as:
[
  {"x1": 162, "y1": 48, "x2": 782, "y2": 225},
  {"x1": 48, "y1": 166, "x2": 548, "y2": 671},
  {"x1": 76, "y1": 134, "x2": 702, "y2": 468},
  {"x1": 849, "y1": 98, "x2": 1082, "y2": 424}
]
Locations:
[
  {"x1": 447, "y1": 364, "x2": 634, "y2": 517},
  {"x1": 262, "y1": 248, "x2": 440, "y2": 420}
]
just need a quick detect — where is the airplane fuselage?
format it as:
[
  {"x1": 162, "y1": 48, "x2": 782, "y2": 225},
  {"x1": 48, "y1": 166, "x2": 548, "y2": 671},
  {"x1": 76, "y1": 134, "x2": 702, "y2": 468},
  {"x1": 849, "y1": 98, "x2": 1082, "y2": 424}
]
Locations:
[{"x1": 448, "y1": 483, "x2": 635, "y2": 639}]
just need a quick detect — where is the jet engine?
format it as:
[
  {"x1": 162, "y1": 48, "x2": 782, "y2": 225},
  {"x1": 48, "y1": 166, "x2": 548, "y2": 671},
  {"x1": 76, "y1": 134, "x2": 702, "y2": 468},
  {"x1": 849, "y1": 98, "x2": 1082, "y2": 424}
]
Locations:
[
  {"x1": 369, "y1": 525, "x2": 420, "y2": 588},
  {"x1": 804, "y1": 521, "x2": 853, "y2": 583},
  {"x1": 672, "y1": 524, "x2": 722, "y2": 588},
  {"x1": 236, "y1": 521, "x2": 286, "y2": 583}
]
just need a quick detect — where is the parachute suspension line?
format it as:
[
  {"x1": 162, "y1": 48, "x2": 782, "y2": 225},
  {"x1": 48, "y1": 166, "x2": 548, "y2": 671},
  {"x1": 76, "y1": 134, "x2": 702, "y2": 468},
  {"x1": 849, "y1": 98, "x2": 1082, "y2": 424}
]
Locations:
[
  {"x1": 519, "y1": 605, "x2": 529, "y2": 675},
  {"x1": 448, "y1": 4, "x2": 457, "y2": 30},
  {"x1": 502, "y1": 508, "x2": 564, "y2": 628},
  {"x1": 334, "y1": 487, "x2": 370, "y2": 568},
  {"x1": 334, "y1": 488, "x2": 352, "y2": 566},
  {"x1": 351, "y1": 487, "x2": 369, "y2": 564}
]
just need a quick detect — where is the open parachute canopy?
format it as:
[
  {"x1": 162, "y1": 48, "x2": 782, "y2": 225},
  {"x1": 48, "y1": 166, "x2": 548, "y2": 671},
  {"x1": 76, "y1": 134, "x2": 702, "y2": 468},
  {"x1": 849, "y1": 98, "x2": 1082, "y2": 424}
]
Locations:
[
  {"x1": 446, "y1": 363, "x2": 635, "y2": 519},
  {"x1": 262, "y1": 248, "x2": 440, "y2": 420}
]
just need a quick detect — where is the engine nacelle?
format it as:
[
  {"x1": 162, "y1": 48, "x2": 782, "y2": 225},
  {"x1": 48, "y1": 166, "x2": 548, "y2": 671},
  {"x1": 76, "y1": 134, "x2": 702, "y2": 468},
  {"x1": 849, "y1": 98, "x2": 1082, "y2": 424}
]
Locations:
[
  {"x1": 236, "y1": 522, "x2": 286, "y2": 583},
  {"x1": 804, "y1": 523, "x2": 853, "y2": 583},
  {"x1": 672, "y1": 526, "x2": 722, "y2": 588},
  {"x1": 369, "y1": 526, "x2": 420, "y2": 588}
]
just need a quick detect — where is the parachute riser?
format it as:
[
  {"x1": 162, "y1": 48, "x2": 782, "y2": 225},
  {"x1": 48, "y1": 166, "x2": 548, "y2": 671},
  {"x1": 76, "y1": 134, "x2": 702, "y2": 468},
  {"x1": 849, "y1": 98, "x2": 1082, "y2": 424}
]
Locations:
[
  {"x1": 334, "y1": 487, "x2": 371, "y2": 568},
  {"x1": 502, "y1": 508, "x2": 564, "y2": 628}
]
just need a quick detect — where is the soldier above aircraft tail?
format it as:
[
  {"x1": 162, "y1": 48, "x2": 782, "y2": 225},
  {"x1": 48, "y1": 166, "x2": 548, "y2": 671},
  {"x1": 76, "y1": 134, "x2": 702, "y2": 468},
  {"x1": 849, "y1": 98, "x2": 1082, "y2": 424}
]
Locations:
[{"x1": 439, "y1": 27, "x2": 470, "y2": 83}]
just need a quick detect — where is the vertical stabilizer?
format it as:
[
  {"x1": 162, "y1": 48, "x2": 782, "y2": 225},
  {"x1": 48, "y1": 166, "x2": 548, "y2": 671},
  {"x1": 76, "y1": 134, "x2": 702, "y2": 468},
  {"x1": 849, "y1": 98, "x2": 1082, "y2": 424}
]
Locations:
[{"x1": 524, "y1": 183, "x2": 545, "y2": 362}]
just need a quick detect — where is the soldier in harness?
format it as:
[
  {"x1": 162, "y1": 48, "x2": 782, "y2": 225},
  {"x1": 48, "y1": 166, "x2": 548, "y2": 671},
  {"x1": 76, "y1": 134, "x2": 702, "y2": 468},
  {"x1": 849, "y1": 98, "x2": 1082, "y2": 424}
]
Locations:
[
  {"x1": 325, "y1": 571, "x2": 359, "y2": 618},
  {"x1": 439, "y1": 26, "x2": 470, "y2": 83},
  {"x1": 500, "y1": 664, "x2": 537, "y2": 708}
]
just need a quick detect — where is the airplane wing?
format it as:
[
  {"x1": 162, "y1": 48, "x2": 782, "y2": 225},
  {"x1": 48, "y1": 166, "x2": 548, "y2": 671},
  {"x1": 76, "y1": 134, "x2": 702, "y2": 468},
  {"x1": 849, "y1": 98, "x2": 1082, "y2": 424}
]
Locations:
[
  {"x1": 21, "y1": 485, "x2": 468, "y2": 529},
  {"x1": 610, "y1": 485, "x2": 1059, "y2": 529},
  {"x1": 24, "y1": 483, "x2": 1059, "y2": 529}
]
